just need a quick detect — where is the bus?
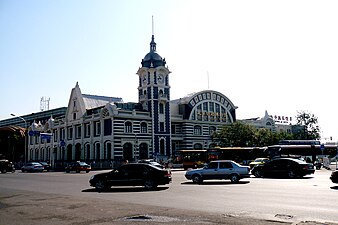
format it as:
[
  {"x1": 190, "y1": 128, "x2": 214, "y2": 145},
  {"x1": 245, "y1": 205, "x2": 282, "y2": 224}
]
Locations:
[
  {"x1": 266, "y1": 144, "x2": 337, "y2": 161},
  {"x1": 177, "y1": 147, "x2": 267, "y2": 169},
  {"x1": 214, "y1": 147, "x2": 267, "y2": 165},
  {"x1": 278, "y1": 140, "x2": 321, "y2": 145},
  {"x1": 176, "y1": 149, "x2": 219, "y2": 170}
]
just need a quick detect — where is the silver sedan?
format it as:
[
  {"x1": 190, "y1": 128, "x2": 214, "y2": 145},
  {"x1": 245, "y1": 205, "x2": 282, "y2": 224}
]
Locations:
[{"x1": 185, "y1": 160, "x2": 250, "y2": 184}]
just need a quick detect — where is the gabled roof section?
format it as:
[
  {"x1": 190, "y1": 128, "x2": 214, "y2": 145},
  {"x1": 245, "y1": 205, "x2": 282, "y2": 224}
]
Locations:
[{"x1": 82, "y1": 94, "x2": 123, "y2": 110}]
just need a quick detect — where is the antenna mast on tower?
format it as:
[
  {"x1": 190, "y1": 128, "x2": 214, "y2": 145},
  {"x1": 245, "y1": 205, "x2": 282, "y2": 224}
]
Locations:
[
  {"x1": 152, "y1": 15, "x2": 154, "y2": 35},
  {"x1": 207, "y1": 71, "x2": 210, "y2": 89}
]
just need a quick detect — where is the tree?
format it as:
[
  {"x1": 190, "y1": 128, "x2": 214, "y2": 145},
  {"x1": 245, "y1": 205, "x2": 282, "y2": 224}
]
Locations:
[
  {"x1": 212, "y1": 121, "x2": 256, "y2": 147},
  {"x1": 294, "y1": 111, "x2": 320, "y2": 140},
  {"x1": 212, "y1": 121, "x2": 296, "y2": 147}
]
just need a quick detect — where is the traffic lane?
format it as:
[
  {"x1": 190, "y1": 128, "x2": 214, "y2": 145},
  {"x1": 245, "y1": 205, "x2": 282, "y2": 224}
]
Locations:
[
  {"x1": 1, "y1": 169, "x2": 338, "y2": 224},
  {"x1": 176, "y1": 170, "x2": 338, "y2": 223},
  {"x1": 80, "y1": 169, "x2": 338, "y2": 223},
  {"x1": 0, "y1": 187, "x2": 290, "y2": 225}
]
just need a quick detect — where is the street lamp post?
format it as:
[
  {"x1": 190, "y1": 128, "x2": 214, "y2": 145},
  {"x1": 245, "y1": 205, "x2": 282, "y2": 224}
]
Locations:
[{"x1": 11, "y1": 114, "x2": 27, "y2": 164}]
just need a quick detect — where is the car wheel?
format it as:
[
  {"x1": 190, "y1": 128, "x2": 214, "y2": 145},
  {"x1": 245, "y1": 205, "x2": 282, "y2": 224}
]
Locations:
[
  {"x1": 21, "y1": 169, "x2": 25, "y2": 172},
  {"x1": 65, "y1": 170, "x2": 70, "y2": 173},
  {"x1": 230, "y1": 174, "x2": 240, "y2": 183},
  {"x1": 144, "y1": 179, "x2": 157, "y2": 190},
  {"x1": 1, "y1": 169, "x2": 6, "y2": 173},
  {"x1": 192, "y1": 174, "x2": 203, "y2": 184},
  {"x1": 288, "y1": 170, "x2": 296, "y2": 178},
  {"x1": 86, "y1": 171, "x2": 90, "y2": 173},
  {"x1": 95, "y1": 180, "x2": 108, "y2": 191},
  {"x1": 76, "y1": 170, "x2": 80, "y2": 173},
  {"x1": 253, "y1": 170, "x2": 262, "y2": 178}
]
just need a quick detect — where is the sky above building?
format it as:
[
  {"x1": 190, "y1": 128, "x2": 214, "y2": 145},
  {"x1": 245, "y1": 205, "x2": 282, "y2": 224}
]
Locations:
[{"x1": 1, "y1": 0, "x2": 338, "y2": 141}]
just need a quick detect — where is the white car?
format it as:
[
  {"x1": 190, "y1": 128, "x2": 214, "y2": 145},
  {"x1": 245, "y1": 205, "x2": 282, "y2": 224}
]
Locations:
[
  {"x1": 21, "y1": 162, "x2": 44, "y2": 172},
  {"x1": 185, "y1": 160, "x2": 250, "y2": 184}
]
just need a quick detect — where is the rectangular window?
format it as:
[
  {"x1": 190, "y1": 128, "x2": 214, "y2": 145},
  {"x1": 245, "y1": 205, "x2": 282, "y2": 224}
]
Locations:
[
  {"x1": 171, "y1": 125, "x2": 176, "y2": 134},
  {"x1": 159, "y1": 103, "x2": 164, "y2": 114},
  {"x1": 203, "y1": 102, "x2": 208, "y2": 111},
  {"x1": 60, "y1": 128, "x2": 65, "y2": 140},
  {"x1": 67, "y1": 127, "x2": 73, "y2": 140},
  {"x1": 209, "y1": 102, "x2": 214, "y2": 111},
  {"x1": 160, "y1": 122, "x2": 164, "y2": 132},
  {"x1": 104, "y1": 119, "x2": 112, "y2": 136},
  {"x1": 76, "y1": 125, "x2": 81, "y2": 139},
  {"x1": 85, "y1": 123, "x2": 90, "y2": 137},
  {"x1": 53, "y1": 129, "x2": 58, "y2": 142},
  {"x1": 94, "y1": 121, "x2": 101, "y2": 136},
  {"x1": 141, "y1": 123, "x2": 147, "y2": 133}
]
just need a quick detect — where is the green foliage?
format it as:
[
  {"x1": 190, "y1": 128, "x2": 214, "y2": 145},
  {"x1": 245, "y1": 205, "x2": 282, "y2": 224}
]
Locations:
[
  {"x1": 295, "y1": 110, "x2": 320, "y2": 140},
  {"x1": 212, "y1": 111, "x2": 321, "y2": 147},
  {"x1": 212, "y1": 121, "x2": 294, "y2": 147}
]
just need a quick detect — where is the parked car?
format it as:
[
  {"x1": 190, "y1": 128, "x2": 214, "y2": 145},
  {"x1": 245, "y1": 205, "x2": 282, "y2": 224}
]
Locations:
[
  {"x1": 21, "y1": 162, "x2": 44, "y2": 172},
  {"x1": 185, "y1": 160, "x2": 250, "y2": 184},
  {"x1": 249, "y1": 158, "x2": 269, "y2": 170},
  {"x1": 0, "y1": 159, "x2": 15, "y2": 173},
  {"x1": 137, "y1": 159, "x2": 164, "y2": 169},
  {"x1": 39, "y1": 162, "x2": 51, "y2": 171},
  {"x1": 330, "y1": 170, "x2": 338, "y2": 184},
  {"x1": 65, "y1": 161, "x2": 91, "y2": 173},
  {"x1": 251, "y1": 158, "x2": 315, "y2": 178},
  {"x1": 89, "y1": 163, "x2": 172, "y2": 191}
]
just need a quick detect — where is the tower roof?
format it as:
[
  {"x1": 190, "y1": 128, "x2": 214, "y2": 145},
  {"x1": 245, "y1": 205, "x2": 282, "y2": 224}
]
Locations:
[{"x1": 141, "y1": 35, "x2": 166, "y2": 68}]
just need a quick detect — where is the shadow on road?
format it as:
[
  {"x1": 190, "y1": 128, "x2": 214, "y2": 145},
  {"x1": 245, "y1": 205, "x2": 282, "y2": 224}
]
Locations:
[
  {"x1": 251, "y1": 176, "x2": 314, "y2": 180},
  {"x1": 82, "y1": 186, "x2": 169, "y2": 193},
  {"x1": 181, "y1": 180, "x2": 250, "y2": 185},
  {"x1": 330, "y1": 186, "x2": 338, "y2": 190}
]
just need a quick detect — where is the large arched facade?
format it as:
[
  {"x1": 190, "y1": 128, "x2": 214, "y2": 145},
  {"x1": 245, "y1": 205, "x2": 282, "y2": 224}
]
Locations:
[{"x1": 170, "y1": 90, "x2": 237, "y2": 152}]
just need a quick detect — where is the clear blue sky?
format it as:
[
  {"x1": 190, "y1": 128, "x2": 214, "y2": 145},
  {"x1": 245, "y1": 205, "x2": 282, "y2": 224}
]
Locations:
[{"x1": 1, "y1": 0, "x2": 338, "y2": 141}]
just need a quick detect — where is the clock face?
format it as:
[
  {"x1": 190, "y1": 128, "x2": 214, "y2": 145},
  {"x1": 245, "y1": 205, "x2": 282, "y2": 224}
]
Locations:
[{"x1": 158, "y1": 74, "x2": 164, "y2": 83}]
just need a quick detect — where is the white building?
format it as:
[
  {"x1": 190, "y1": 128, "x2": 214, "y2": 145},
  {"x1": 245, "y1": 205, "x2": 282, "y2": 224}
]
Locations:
[{"x1": 27, "y1": 34, "x2": 238, "y2": 167}]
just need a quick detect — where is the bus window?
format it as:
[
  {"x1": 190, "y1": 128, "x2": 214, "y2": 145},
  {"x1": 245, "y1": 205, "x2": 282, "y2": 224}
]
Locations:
[{"x1": 177, "y1": 150, "x2": 208, "y2": 170}]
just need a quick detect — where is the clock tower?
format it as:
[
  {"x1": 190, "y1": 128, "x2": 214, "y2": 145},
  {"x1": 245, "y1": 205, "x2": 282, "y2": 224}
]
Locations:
[{"x1": 137, "y1": 34, "x2": 171, "y2": 159}]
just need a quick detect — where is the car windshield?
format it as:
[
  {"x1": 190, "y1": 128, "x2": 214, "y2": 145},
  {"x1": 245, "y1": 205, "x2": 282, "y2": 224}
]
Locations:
[
  {"x1": 254, "y1": 159, "x2": 266, "y2": 162},
  {"x1": 79, "y1": 162, "x2": 87, "y2": 165}
]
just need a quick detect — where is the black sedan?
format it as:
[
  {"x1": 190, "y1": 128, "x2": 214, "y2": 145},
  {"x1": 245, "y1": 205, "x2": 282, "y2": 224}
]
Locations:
[
  {"x1": 39, "y1": 162, "x2": 51, "y2": 171},
  {"x1": 89, "y1": 163, "x2": 172, "y2": 191},
  {"x1": 251, "y1": 158, "x2": 315, "y2": 178},
  {"x1": 0, "y1": 159, "x2": 15, "y2": 173},
  {"x1": 330, "y1": 170, "x2": 338, "y2": 184}
]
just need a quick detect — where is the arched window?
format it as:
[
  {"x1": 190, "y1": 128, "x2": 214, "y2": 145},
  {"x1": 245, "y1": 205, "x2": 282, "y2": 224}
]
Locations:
[
  {"x1": 140, "y1": 122, "x2": 147, "y2": 133},
  {"x1": 194, "y1": 143, "x2": 203, "y2": 150},
  {"x1": 159, "y1": 89, "x2": 164, "y2": 96},
  {"x1": 125, "y1": 121, "x2": 132, "y2": 133},
  {"x1": 209, "y1": 126, "x2": 216, "y2": 135},
  {"x1": 194, "y1": 125, "x2": 202, "y2": 135}
]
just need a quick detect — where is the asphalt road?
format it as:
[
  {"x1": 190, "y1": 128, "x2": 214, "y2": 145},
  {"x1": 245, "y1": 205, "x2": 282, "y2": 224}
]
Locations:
[{"x1": 0, "y1": 168, "x2": 338, "y2": 225}]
